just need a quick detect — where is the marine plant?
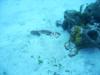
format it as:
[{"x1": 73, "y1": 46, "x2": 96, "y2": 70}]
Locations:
[{"x1": 70, "y1": 26, "x2": 82, "y2": 46}]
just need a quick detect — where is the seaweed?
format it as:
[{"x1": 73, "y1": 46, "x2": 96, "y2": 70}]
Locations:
[{"x1": 70, "y1": 26, "x2": 82, "y2": 46}]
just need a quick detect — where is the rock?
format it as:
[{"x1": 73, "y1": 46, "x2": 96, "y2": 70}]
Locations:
[
  {"x1": 84, "y1": 0, "x2": 100, "y2": 23},
  {"x1": 61, "y1": 0, "x2": 100, "y2": 56},
  {"x1": 62, "y1": 10, "x2": 81, "y2": 32},
  {"x1": 62, "y1": 10, "x2": 91, "y2": 32},
  {"x1": 60, "y1": 0, "x2": 100, "y2": 32},
  {"x1": 64, "y1": 23, "x2": 100, "y2": 57},
  {"x1": 70, "y1": 23, "x2": 100, "y2": 49}
]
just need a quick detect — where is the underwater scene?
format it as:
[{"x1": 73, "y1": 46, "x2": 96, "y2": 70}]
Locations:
[{"x1": 1, "y1": 0, "x2": 100, "y2": 75}]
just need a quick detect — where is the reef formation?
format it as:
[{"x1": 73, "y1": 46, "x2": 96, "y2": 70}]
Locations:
[{"x1": 57, "y1": 0, "x2": 100, "y2": 56}]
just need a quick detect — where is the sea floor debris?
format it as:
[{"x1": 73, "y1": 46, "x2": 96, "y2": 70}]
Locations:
[{"x1": 30, "y1": 30, "x2": 61, "y2": 38}]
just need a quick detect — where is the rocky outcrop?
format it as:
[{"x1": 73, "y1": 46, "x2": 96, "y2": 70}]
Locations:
[
  {"x1": 76, "y1": 23, "x2": 100, "y2": 49},
  {"x1": 61, "y1": 0, "x2": 100, "y2": 32},
  {"x1": 59, "y1": 0, "x2": 100, "y2": 56},
  {"x1": 62, "y1": 10, "x2": 81, "y2": 32}
]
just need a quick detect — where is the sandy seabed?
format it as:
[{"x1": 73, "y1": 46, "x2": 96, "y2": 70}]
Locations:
[{"x1": 0, "y1": 0, "x2": 100, "y2": 75}]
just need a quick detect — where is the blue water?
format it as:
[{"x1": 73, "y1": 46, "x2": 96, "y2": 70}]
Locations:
[{"x1": 1, "y1": 0, "x2": 100, "y2": 75}]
